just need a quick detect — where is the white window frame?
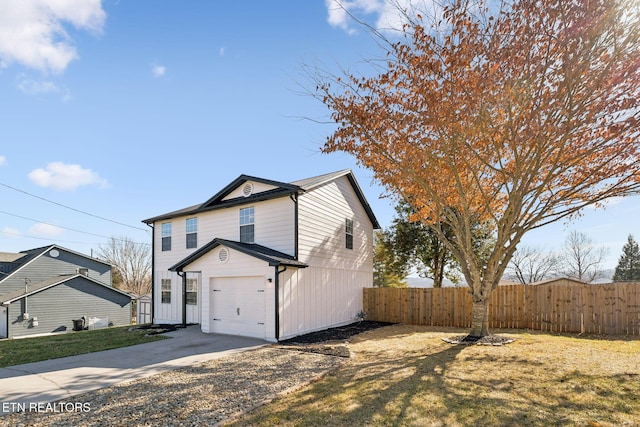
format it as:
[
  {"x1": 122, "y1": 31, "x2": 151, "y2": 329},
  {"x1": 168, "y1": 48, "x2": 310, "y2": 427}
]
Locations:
[
  {"x1": 239, "y1": 207, "x2": 255, "y2": 243},
  {"x1": 186, "y1": 218, "x2": 197, "y2": 249},
  {"x1": 345, "y1": 218, "x2": 354, "y2": 250},
  {"x1": 161, "y1": 279, "x2": 171, "y2": 304},
  {"x1": 161, "y1": 223, "x2": 172, "y2": 251}
]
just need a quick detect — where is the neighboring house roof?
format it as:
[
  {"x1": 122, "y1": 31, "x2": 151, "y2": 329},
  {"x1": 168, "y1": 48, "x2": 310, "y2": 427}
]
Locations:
[
  {"x1": 169, "y1": 238, "x2": 309, "y2": 272},
  {"x1": 0, "y1": 244, "x2": 110, "y2": 283},
  {"x1": 0, "y1": 252, "x2": 27, "y2": 263},
  {"x1": 142, "y1": 169, "x2": 380, "y2": 229},
  {"x1": 0, "y1": 274, "x2": 131, "y2": 305}
]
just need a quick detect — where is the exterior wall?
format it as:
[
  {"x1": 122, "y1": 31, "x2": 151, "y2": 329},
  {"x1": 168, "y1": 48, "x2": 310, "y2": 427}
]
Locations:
[
  {"x1": 298, "y1": 176, "x2": 374, "y2": 270},
  {"x1": 185, "y1": 247, "x2": 276, "y2": 341},
  {"x1": 278, "y1": 266, "x2": 369, "y2": 340},
  {"x1": 284, "y1": 175, "x2": 374, "y2": 339},
  {"x1": 152, "y1": 195, "x2": 294, "y2": 324},
  {"x1": 0, "y1": 306, "x2": 6, "y2": 338},
  {"x1": 0, "y1": 248, "x2": 111, "y2": 295},
  {"x1": 6, "y1": 277, "x2": 131, "y2": 338}
]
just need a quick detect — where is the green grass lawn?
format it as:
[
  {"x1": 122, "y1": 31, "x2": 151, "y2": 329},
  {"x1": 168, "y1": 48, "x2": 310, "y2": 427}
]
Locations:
[
  {"x1": 0, "y1": 326, "x2": 168, "y2": 368},
  {"x1": 228, "y1": 325, "x2": 640, "y2": 427}
]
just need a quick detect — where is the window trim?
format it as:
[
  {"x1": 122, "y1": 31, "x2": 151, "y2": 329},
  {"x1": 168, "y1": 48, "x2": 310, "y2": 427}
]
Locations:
[
  {"x1": 239, "y1": 207, "x2": 255, "y2": 243},
  {"x1": 161, "y1": 278, "x2": 171, "y2": 304},
  {"x1": 186, "y1": 278, "x2": 198, "y2": 305},
  {"x1": 161, "y1": 222, "x2": 172, "y2": 251},
  {"x1": 345, "y1": 218, "x2": 354, "y2": 250},
  {"x1": 186, "y1": 217, "x2": 197, "y2": 249}
]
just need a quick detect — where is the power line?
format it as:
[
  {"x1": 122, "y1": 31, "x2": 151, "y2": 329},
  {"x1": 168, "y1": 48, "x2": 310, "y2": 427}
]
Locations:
[
  {"x1": 0, "y1": 229, "x2": 150, "y2": 247},
  {"x1": 0, "y1": 210, "x2": 151, "y2": 246},
  {"x1": 0, "y1": 210, "x2": 111, "y2": 239},
  {"x1": 0, "y1": 182, "x2": 149, "y2": 232}
]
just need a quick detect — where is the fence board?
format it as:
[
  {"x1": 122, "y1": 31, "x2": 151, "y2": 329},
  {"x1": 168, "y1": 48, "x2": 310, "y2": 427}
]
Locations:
[{"x1": 364, "y1": 282, "x2": 640, "y2": 336}]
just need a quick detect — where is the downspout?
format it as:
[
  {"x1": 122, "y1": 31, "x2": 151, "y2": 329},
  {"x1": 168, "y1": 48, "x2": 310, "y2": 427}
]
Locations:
[
  {"x1": 177, "y1": 270, "x2": 187, "y2": 327},
  {"x1": 146, "y1": 223, "x2": 155, "y2": 324},
  {"x1": 274, "y1": 266, "x2": 287, "y2": 341},
  {"x1": 289, "y1": 193, "x2": 299, "y2": 259}
]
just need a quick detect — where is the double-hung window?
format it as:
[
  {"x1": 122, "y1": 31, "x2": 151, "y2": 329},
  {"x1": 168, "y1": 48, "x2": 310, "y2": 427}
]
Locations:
[
  {"x1": 186, "y1": 218, "x2": 197, "y2": 249},
  {"x1": 186, "y1": 278, "x2": 198, "y2": 305},
  {"x1": 240, "y1": 207, "x2": 255, "y2": 243},
  {"x1": 161, "y1": 279, "x2": 171, "y2": 303},
  {"x1": 161, "y1": 223, "x2": 172, "y2": 251},
  {"x1": 345, "y1": 218, "x2": 354, "y2": 250}
]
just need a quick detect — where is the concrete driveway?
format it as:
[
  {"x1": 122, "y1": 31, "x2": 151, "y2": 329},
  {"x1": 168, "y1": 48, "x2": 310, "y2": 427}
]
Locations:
[{"x1": 0, "y1": 326, "x2": 266, "y2": 414}]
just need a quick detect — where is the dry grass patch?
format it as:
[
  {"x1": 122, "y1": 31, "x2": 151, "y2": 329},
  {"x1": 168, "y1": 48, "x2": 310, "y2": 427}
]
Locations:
[{"x1": 227, "y1": 325, "x2": 640, "y2": 427}]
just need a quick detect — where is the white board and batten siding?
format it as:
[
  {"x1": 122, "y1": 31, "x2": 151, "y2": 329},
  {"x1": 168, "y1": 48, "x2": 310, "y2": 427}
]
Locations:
[
  {"x1": 277, "y1": 175, "x2": 375, "y2": 340},
  {"x1": 152, "y1": 193, "x2": 294, "y2": 326},
  {"x1": 0, "y1": 306, "x2": 7, "y2": 338},
  {"x1": 184, "y1": 246, "x2": 276, "y2": 341},
  {"x1": 278, "y1": 267, "x2": 371, "y2": 340}
]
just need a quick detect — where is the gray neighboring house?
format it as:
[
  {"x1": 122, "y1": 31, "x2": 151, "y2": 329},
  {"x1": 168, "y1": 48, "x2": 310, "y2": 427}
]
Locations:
[{"x1": 0, "y1": 245, "x2": 132, "y2": 338}]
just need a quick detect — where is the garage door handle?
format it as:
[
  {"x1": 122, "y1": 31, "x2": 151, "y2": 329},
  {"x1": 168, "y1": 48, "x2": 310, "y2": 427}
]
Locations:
[{"x1": 236, "y1": 307, "x2": 240, "y2": 316}]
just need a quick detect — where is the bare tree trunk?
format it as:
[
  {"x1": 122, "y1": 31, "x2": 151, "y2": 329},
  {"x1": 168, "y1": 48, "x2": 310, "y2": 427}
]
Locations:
[{"x1": 469, "y1": 296, "x2": 490, "y2": 338}]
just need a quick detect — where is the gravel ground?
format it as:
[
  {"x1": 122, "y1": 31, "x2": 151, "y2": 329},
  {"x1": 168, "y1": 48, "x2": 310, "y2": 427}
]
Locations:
[{"x1": 2, "y1": 347, "x2": 345, "y2": 427}]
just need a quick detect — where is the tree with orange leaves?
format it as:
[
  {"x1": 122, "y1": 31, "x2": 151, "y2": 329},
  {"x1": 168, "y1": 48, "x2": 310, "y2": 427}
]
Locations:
[{"x1": 317, "y1": 0, "x2": 640, "y2": 339}]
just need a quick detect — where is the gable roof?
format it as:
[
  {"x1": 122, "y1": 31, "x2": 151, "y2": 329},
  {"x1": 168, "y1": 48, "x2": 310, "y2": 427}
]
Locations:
[
  {"x1": 169, "y1": 238, "x2": 308, "y2": 272},
  {"x1": 142, "y1": 169, "x2": 380, "y2": 229},
  {"x1": 0, "y1": 274, "x2": 131, "y2": 305},
  {"x1": 0, "y1": 245, "x2": 110, "y2": 283}
]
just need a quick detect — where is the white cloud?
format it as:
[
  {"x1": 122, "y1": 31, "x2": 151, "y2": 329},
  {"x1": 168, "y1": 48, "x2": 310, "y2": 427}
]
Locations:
[
  {"x1": 325, "y1": 0, "x2": 436, "y2": 34},
  {"x1": 0, "y1": 155, "x2": 6, "y2": 166},
  {"x1": 1, "y1": 227, "x2": 21, "y2": 238},
  {"x1": 29, "y1": 223, "x2": 63, "y2": 236},
  {"x1": 17, "y1": 75, "x2": 59, "y2": 94},
  {"x1": 151, "y1": 64, "x2": 166, "y2": 77},
  {"x1": 16, "y1": 75, "x2": 72, "y2": 100},
  {"x1": 0, "y1": 0, "x2": 106, "y2": 74},
  {"x1": 28, "y1": 161, "x2": 109, "y2": 191}
]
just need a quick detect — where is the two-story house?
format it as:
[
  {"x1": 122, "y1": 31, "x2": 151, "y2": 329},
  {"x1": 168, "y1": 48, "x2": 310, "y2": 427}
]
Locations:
[
  {"x1": 142, "y1": 169, "x2": 380, "y2": 342},
  {"x1": 0, "y1": 245, "x2": 132, "y2": 338}
]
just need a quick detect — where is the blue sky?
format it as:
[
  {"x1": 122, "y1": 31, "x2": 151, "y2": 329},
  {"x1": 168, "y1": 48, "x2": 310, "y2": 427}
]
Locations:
[{"x1": 0, "y1": 0, "x2": 636, "y2": 269}]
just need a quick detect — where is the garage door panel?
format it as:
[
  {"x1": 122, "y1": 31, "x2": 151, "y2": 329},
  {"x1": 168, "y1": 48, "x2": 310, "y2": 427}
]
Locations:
[{"x1": 210, "y1": 276, "x2": 266, "y2": 339}]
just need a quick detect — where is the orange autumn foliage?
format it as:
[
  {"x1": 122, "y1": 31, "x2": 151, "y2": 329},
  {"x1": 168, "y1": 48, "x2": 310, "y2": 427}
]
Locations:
[{"x1": 318, "y1": 0, "x2": 640, "y2": 336}]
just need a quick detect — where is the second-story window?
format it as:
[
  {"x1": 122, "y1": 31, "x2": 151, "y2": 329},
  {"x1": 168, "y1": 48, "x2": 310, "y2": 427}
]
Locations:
[
  {"x1": 161, "y1": 222, "x2": 172, "y2": 251},
  {"x1": 345, "y1": 218, "x2": 354, "y2": 250},
  {"x1": 186, "y1": 218, "x2": 197, "y2": 249},
  {"x1": 240, "y1": 207, "x2": 255, "y2": 243}
]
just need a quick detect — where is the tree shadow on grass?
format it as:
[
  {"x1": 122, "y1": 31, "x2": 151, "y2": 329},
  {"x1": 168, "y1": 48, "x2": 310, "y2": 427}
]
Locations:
[{"x1": 231, "y1": 328, "x2": 640, "y2": 427}]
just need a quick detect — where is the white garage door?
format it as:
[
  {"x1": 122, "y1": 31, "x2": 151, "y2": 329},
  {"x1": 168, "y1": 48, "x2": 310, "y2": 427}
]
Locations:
[{"x1": 210, "y1": 276, "x2": 266, "y2": 339}]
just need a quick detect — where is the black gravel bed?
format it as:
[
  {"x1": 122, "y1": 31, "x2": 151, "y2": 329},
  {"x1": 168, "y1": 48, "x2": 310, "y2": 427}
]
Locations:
[
  {"x1": 279, "y1": 321, "x2": 394, "y2": 345},
  {"x1": 276, "y1": 321, "x2": 394, "y2": 358}
]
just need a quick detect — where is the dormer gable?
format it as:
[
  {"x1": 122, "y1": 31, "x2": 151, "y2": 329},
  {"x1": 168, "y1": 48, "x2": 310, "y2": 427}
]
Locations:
[{"x1": 198, "y1": 175, "x2": 301, "y2": 209}]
